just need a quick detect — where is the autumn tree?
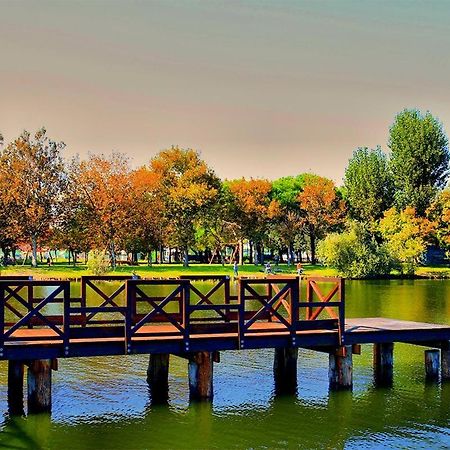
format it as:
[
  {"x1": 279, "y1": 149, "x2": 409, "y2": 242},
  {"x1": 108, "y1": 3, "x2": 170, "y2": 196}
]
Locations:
[
  {"x1": 344, "y1": 146, "x2": 393, "y2": 225},
  {"x1": 74, "y1": 152, "x2": 134, "y2": 268},
  {"x1": 389, "y1": 109, "x2": 450, "y2": 215},
  {"x1": 427, "y1": 189, "x2": 450, "y2": 255},
  {"x1": 298, "y1": 175, "x2": 346, "y2": 264},
  {"x1": 149, "y1": 147, "x2": 221, "y2": 267},
  {"x1": 226, "y1": 178, "x2": 279, "y2": 264},
  {"x1": 271, "y1": 175, "x2": 307, "y2": 262},
  {"x1": 53, "y1": 157, "x2": 94, "y2": 265},
  {"x1": 379, "y1": 207, "x2": 435, "y2": 274},
  {"x1": 0, "y1": 128, "x2": 66, "y2": 267},
  {"x1": 125, "y1": 166, "x2": 166, "y2": 264}
]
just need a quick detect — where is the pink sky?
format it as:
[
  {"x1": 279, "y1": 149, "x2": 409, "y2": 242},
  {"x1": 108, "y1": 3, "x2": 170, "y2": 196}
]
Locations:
[{"x1": 1, "y1": 1, "x2": 450, "y2": 184}]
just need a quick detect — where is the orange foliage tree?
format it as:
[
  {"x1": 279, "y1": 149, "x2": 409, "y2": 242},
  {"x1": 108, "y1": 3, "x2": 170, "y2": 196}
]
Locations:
[
  {"x1": 0, "y1": 128, "x2": 67, "y2": 266},
  {"x1": 226, "y1": 178, "x2": 279, "y2": 264},
  {"x1": 149, "y1": 147, "x2": 221, "y2": 266},
  {"x1": 73, "y1": 152, "x2": 134, "y2": 268},
  {"x1": 298, "y1": 175, "x2": 346, "y2": 264}
]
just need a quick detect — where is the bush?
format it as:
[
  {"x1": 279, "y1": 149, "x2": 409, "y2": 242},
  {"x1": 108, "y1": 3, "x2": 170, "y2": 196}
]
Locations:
[
  {"x1": 87, "y1": 250, "x2": 110, "y2": 275},
  {"x1": 317, "y1": 223, "x2": 394, "y2": 278}
]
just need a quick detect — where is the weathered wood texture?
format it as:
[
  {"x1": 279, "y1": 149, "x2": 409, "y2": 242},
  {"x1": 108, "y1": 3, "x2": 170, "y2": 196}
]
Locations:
[
  {"x1": 425, "y1": 349, "x2": 440, "y2": 381},
  {"x1": 441, "y1": 342, "x2": 450, "y2": 381},
  {"x1": 274, "y1": 347, "x2": 298, "y2": 394},
  {"x1": 373, "y1": 343, "x2": 394, "y2": 386},
  {"x1": 27, "y1": 359, "x2": 52, "y2": 414},
  {"x1": 8, "y1": 360, "x2": 24, "y2": 416},
  {"x1": 147, "y1": 353, "x2": 170, "y2": 402},
  {"x1": 329, "y1": 346, "x2": 353, "y2": 390},
  {"x1": 188, "y1": 351, "x2": 213, "y2": 400}
]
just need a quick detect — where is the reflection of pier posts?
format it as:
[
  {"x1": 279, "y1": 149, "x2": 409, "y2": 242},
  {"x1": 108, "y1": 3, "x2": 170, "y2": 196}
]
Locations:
[
  {"x1": 425, "y1": 349, "x2": 440, "y2": 381},
  {"x1": 329, "y1": 346, "x2": 353, "y2": 390},
  {"x1": 147, "y1": 353, "x2": 170, "y2": 403},
  {"x1": 274, "y1": 347, "x2": 298, "y2": 394},
  {"x1": 188, "y1": 351, "x2": 214, "y2": 401},
  {"x1": 27, "y1": 359, "x2": 54, "y2": 414},
  {"x1": 373, "y1": 343, "x2": 394, "y2": 386},
  {"x1": 8, "y1": 360, "x2": 24, "y2": 416},
  {"x1": 441, "y1": 341, "x2": 450, "y2": 381}
]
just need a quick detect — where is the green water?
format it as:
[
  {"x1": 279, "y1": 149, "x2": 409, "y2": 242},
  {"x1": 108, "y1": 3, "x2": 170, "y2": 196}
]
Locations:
[{"x1": 0, "y1": 279, "x2": 449, "y2": 449}]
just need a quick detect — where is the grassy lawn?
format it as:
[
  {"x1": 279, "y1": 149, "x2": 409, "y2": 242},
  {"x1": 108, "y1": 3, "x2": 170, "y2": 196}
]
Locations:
[
  {"x1": 1, "y1": 261, "x2": 449, "y2": 280},
  {"x1": 0, "y1": 262, "x2": 338, "y2": 279}
]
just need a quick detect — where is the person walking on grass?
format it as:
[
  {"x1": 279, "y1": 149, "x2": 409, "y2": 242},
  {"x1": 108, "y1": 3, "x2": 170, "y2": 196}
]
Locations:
[{"x1": 233, "y1": 261, "x2": 239, "y2": 278}]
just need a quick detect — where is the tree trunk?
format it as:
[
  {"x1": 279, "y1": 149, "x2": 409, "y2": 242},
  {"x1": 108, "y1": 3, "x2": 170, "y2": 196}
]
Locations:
[
  {"x1": 1, "y1": 246, "x2": 8, "y2": 266},
  {"x1": 310, "y1": 230, "x2": 316, "y2": 265},
  {"x1": 249, "y1": 241, "x2": 253, "y2": 264},
  {"x1": 73, "y1": 250, "x2": 77, "y2": 266},
  {"x1": 31, "y1": 234, "x2": 38, "y2": 267},
  {"x1": 239, "y1": 240, "x2": 243, "y2": 266},
  {"x1": 183, "y1": 247, "x2": 189, "y2": 267},
  {"x1": 110, "y1": 240, "x2": 116, "y2": 268}
]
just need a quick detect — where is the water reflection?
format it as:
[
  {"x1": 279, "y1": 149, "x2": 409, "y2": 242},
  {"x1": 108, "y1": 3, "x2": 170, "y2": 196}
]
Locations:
[{"x1": 0, "y1": 279, "x2": 449, "y2": 448}]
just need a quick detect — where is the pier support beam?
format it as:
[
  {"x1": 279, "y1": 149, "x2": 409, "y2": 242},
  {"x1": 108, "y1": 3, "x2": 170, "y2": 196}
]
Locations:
[
  {"x1": 274, "y1": 347, "x2": 298, "y2": 394},
  {"x1": 147, "y1": 353, "x2": 170, "y2": 402},
  {"x1": 441, "y1": 342, "x2": 450, "y2": 381},
  {"x1": 27, "y1": 359, "x2": 53, "y2": 414},
  {"x1": 425, "y1": 349, "x2": 440, "y2": 381},
  {"x1": 329, "y1": 346, "x2": 353, "y2": 390},
  {"x1": 188, "y1": 352, "x2": 213, "y2": 401},
  {"x1": 8, "y1": 360, "x2": 24, "y2": 416},
  {"x1": 373, "y1": 343, "x2": 394, "y2": 386}
]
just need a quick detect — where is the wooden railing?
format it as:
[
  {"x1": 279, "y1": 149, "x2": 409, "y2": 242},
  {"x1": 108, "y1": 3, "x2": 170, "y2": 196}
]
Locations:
[
  {"x1": 0, "y1": 276, "x2": 346, "y2": 351},
  {"x1": 0, "y1": 280, "x2": 70, "y2": 349}
]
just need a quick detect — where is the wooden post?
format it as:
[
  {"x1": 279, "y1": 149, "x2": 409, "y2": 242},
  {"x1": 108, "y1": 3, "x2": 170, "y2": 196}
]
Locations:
[
  {"x1": 188, "y1": 352, "x2": 213, "y2": 401},
  {"x1": 147, "y1": 353, "x2": 170, "y2": 402},
  {"x1": 274, "y1": 347, "x2": 298, "y2": 394},
  {"x1": 27, "y1": 359, "x2": 52, "y2": 414},
  {"x1": 373, "y1": 343, "x2": 394, "y2": 386},
  {"x1": 441, "y1": 341, "x2": 450, "y2": 381},
  {"x1": 329, "y1": 346, "x2": 353, "y2": 390},
  {"x1": 8, "y1": 360, "x2": 24, "y2": 416},
  {"x1": 425, "y1": 349, "x2": 440, "y2": 381}
]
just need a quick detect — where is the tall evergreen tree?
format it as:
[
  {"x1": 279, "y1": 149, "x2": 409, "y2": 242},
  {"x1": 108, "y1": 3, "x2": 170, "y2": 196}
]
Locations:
[{"x1": 389, "y1": 109, "x2": 449, "y2": 215}]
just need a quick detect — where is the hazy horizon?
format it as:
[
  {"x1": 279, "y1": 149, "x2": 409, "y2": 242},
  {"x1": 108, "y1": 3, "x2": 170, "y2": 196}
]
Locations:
[{"x1": 2, "y1": 1, "x2": 450, "y2": 184}]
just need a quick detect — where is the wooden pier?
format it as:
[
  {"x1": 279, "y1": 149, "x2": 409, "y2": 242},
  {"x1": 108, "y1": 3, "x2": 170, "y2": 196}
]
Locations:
[{"x1": 0, "y1": 275, "x2": 449, "y2": 414}]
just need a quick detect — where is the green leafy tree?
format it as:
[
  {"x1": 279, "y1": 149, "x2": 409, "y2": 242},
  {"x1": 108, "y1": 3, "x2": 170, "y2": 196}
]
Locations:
[
  {"x1": 317, "y1": 222, "x2": 394, "y2": 278},
  {"x1": 379, "y1": 207, "x2": 435, "y2": 275},
  {"x1": 344, "y1": 146, "x2": 393, "y2": 224},
  {"x1": 389, "y1": 109, "x2": 449, "y2": 215},
  {"x1": 271, "y1": 175, "x2": 307, "y2": 262}
]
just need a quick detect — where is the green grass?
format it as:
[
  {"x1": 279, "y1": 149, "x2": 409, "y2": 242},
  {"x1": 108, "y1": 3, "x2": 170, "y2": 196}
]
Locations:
[
  {"x1": 0, "y1": 262, "x2": 338, "y2": 280},
  {"x1": 1, "y1": 261, "x2": 449, "y2": 279}
]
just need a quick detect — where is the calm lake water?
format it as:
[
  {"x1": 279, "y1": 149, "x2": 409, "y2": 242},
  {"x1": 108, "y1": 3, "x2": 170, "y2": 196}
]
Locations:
[{"x1": 0, "y1": 279, "x2": 449, "y2": 449}]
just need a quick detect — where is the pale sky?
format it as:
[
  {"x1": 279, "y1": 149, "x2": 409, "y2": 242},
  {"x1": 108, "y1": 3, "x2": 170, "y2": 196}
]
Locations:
[{"x1": 1, "y1": 1, "x2": 450, "y2": 184}]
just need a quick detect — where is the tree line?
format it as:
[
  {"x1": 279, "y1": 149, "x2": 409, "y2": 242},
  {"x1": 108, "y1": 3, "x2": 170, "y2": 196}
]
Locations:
[{"x1": 0, "y1": 108, "x2": 449, "y2": 276}]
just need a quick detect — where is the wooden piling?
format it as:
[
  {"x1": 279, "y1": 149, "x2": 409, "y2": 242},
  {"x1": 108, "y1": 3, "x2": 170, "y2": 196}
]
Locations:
[
  {"x1": 329, "y1": 346, "x2": 353, "y2": 390},
  {"x1": 147, "y1": 353, "x2": 170, "y2": 402},
  {"x1": 274, "y1": 347, "x2": 298, "y2": 394},
  {"x1": 441, "y1": 342, "x2": 450, "y2": 381},
  {"x1": 373, "y1": 342, "x2": 394, "y2": 386},
  {"x1": 425, "y1": 349, "x2": 440, "y2": 381},
  {"x1": 27, "y1": 359, "x2": 53, "y2": 414},
  {"x1": 188, "y1": 352, "x2": 213, "y2": 401},
  {"x1": 8, "y1": 360, "x2": 24, "y2": 416}
]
